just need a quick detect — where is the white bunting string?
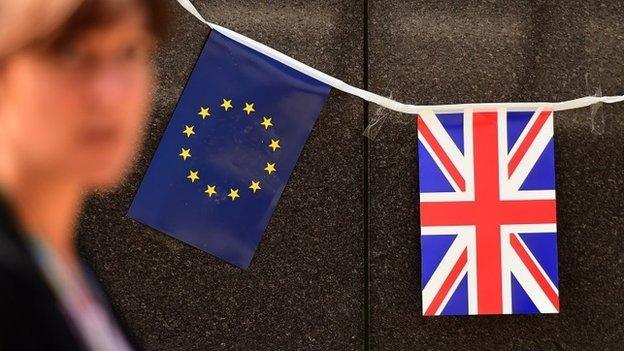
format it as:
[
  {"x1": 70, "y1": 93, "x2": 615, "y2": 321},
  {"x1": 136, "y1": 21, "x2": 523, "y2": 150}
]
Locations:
[{"x1": 176, "y1": 0, "x2": 624, "y2": 114}]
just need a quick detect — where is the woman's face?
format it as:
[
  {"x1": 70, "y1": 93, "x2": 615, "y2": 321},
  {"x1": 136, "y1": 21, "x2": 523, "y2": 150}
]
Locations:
[{"x1": 0, "y1": 9, "x2": 156, "y2": 191}]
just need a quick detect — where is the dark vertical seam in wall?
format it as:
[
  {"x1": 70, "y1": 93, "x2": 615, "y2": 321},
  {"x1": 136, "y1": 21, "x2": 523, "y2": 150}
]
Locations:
[{"x1": 363, "y1": 0, "x2": 370, "y2": 350}]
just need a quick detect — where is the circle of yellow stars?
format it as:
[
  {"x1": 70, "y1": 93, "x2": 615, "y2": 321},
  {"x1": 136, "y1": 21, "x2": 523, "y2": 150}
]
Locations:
[{"x1": 178, "y1": 98, "x2": 281, "y2": 201}]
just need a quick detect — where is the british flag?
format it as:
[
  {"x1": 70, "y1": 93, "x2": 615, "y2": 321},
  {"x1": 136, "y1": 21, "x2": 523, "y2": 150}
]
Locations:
[{"x1": 417, "y1": 108, "x2": 559, "y2": 316}]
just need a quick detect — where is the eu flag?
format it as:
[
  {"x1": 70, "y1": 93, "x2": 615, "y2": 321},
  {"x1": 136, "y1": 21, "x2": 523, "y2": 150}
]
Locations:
[{"x1": 128, "y1": 30, "x2": 331, "y2": 269}]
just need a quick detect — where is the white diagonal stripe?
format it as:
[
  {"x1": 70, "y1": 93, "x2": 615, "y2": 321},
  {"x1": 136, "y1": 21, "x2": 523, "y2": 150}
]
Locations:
[{"x1": 508, "y1": 112, "x2": 554, "y2": 191}]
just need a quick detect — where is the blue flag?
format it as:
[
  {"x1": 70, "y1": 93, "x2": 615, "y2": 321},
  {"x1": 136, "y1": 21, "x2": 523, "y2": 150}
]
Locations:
[{"x1": 128, "y1": 30, "x2": 331, "y2": 269}]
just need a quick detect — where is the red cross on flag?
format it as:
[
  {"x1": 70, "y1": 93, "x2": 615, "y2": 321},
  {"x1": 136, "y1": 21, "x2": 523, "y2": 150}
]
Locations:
[{"x1": 418, "y1": 108, "x2": 559, "y2": 316}]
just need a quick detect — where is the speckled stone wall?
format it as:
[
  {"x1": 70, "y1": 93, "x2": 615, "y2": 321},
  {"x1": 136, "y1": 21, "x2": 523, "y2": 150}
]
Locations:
[{"x1": 78, "y1": 1, "x2": 624, "y2": 350}]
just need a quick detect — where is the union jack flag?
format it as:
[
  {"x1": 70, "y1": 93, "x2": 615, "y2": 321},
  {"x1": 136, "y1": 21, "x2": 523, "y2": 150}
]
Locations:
[{"x1": 417, "y1": 108, "x2": 559, "y2": 316}]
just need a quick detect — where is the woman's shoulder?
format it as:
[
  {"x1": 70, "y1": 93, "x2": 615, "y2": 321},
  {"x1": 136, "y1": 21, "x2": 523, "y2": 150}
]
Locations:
[
  {"x1": 0, "y1": 222, "x2": 34, "y2": 282},
  {"x1": 0, "y1": 224, "x2": 84, "y2": 350},
  {"x1": 0, "y1": 220, "x2": 47, "y2": 312},
  {"x1": 0, "y1": 194, "x2": 80, "y2": 349},
  {"x1": 0, "y1": 192, "x2": 31, "y2": 271},
  {"x1": 0, "y1": 204, "x2": 38, "y2": 280},
  {"x1": 0, "y1": 192, "x2": 46, "y2": 294}
]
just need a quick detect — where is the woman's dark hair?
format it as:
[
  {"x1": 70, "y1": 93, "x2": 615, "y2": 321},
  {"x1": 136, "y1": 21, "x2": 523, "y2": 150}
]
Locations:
[{"x1": 39, "y1": 0, "x2": 169, "y2": 51}]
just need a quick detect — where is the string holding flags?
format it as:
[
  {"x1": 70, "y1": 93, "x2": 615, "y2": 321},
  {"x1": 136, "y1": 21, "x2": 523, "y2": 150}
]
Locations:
[
  {"x1": 174, "y1": 0, "x2": 624, "y2": 117},
  {"x1": 127, "y1": 0, "x2": 624, "y2": 316}
]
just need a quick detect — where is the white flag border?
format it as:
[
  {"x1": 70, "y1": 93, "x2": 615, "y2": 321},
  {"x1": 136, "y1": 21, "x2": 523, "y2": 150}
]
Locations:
[{"x1": 176, "y1": 0, "x2": 624, "y2": 115}]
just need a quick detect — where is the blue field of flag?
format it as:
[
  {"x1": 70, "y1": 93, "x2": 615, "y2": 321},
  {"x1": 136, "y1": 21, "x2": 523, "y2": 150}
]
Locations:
[{"x1": 129, "y1": 30, "x2": 331, "y2": 269}]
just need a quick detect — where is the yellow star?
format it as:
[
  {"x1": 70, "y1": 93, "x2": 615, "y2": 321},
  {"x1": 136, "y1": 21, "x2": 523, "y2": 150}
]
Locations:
[
  {"x1": 187, "y1": 170, "x2": 199, "y2": 183},
  {"x1": 221, "y1": 99, "x2": 233, "y2": 111},
  {"x1": 268, "y1": 139, "x2": 281, "y2": 152},
  {"x1": 264, "y1": 162, "x2": 276, "y2": 175},
  {"x1": 228, "y1": 188, "x2": 240, "y2": 201},
  {"x1": 183, "y1": 125, "x2": 195, "y2": 137},
  {"x1": 261, "y1": 117, "x2": 273, "y2": 130},
  {"x1": 179, "y1": 148, "x2": 191, "y2": 160},
  {"x1": 204, "y1": 185, "x2": 217, "y2": 197},
  {"x1": 249, "y1": 181, "x2": 261, "y2": 193},
  {"x1": 198, "y1": 107, "x2": 211, "y2": 119},
  {"x1": 243, "y1": 102, "x2": 255, "y2": 115}
]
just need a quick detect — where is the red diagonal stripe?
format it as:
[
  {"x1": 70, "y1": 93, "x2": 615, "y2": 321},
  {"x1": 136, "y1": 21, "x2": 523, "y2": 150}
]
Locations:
[
  {"x1": 418, "y1": 116, "x2": 466, "y2": 192},
  {"x1": 510, "y1": 233, "x2": 559, "y2": 311},
  {"x1": 424, "y1": 249, "x2": 468, "y2": 316},
  {"x1": 507, "y1": 110, "x2": 552, "y2": 178}
]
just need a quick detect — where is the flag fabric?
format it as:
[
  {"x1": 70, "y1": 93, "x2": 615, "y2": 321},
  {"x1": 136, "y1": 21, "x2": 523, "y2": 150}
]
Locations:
[
  {"x1": 418, "y1": 108, "x2": 559, "y2": 316},
  {"x1": 128, "y1": 30, "x2": 331, "y2": 269}
]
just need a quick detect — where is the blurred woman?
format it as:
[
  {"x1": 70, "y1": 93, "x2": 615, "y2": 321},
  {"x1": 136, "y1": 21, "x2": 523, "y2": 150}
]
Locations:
[{"x1": 0, "y1": 0, "x2": 167, "y2": 349}]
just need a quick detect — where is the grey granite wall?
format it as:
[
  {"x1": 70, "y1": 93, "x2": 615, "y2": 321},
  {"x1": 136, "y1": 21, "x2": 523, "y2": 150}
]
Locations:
[{"x1": 78, "y1": 1, "x2": 624, "y2": 350}]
